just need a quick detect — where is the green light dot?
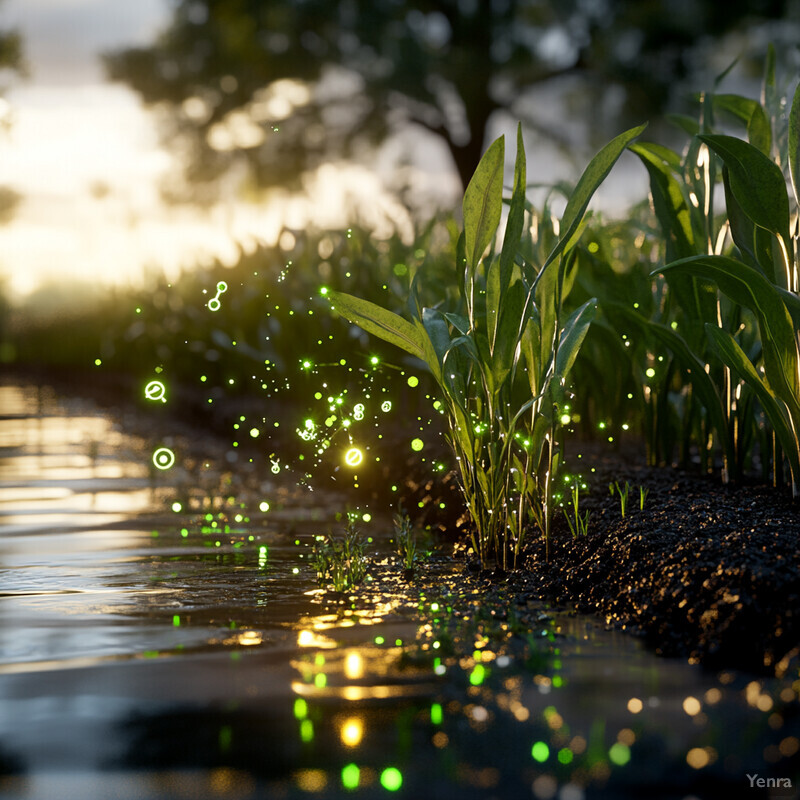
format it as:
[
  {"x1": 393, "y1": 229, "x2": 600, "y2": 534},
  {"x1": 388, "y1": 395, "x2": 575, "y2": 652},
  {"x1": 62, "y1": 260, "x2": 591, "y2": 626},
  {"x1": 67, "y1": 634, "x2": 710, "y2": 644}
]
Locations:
[
  {"x1": 293, "y1": 698, "x2": 308, "y2": 719},
  {"x1": 531, "y1": 741, "x2": 549, "y2": 762},
  {"x1": 374, "y1": 636, "x2": 385, "y2": 645},
  {"x1": 431, "y1": 703, "x2": 443, "y2": 725},
  {"x1": 342, "y1": 763, "x2": 360, "y2": 790},
  {"x1": 560, "y1": 413, "x2": 571, "y2": 425},
  {"x1": 94, "y1": 358, "x2": 102, "y2": 366},
  {"x1": 407, "y1": 376, "x2": 419, "y2": 388},
  {"x1": 552, "y1": 675, "x2": 563, "y2": 688},
  {"x1": 250, "y1": 428, "x2": 260, "y2": 438},
  {"x1": 469, "y1": 663, "x2": 486, "y2": 686},
  {"x1": 558, "y1": 748, "x2": 573, "y2": 764},
  {"x1": 171, "y1": 502, "x2": 182, "y2": 513},
  {"x1": 259, "y1": 501, "x2": 270, "y2": 512},
  {"x1": 609, "y1": 742, "x2": 631, "y2": 766},
  {"x1": 411, "y1": 438, "x2": 424, "y2": 452},
  {"x1": 300, "y1": 719, "x2": 314, "y2": 742},
  {"x1": 362, "y1": 513, "x2": 371, "y2": 522},
  {"x1": 315, "y1": 673, "x2": 327, "y2": 688},
  {"x1": 172, "y1": 614, "x2": 180, "y2": 627},
  {"x1": 645, "y1": 367, "x2": 656, "y2": 378},
  {"x1": 380, "y1": 767, "x2": 403, "y2": 792}
]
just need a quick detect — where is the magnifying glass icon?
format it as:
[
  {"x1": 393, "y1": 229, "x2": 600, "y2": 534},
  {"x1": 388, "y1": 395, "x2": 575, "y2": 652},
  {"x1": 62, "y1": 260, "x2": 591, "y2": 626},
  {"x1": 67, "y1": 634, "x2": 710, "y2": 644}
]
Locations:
[{"x1": 144, "y1": 380, "x2": 167, "y2": 403}]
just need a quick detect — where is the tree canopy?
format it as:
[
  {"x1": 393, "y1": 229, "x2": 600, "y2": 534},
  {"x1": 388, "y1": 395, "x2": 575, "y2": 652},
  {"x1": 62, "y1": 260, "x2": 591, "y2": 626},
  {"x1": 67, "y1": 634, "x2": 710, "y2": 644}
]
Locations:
[{"x1": 106, "y1": 0, "x2": 791, "y2": 204}]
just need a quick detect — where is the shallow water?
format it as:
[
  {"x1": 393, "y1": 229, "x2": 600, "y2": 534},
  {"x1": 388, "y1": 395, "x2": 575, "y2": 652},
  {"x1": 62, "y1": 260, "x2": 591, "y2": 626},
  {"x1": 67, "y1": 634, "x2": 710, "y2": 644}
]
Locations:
[{"x1": 0, "y1": 384, "x2": 798, "y2": 799}]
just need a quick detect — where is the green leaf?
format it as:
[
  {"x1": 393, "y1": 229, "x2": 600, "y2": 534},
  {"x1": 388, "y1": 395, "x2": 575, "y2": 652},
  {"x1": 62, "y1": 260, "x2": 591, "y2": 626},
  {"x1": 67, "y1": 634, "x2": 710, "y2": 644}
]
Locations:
[
  {"x1": 789, "y1": 82, "x2": 800, "y2": 210},
  {"x1": 499, "y1": 124, "x2": 527, "y2": 291},
  {"x1": 666, "y1": 113, "x2": 700, "y2": 137},
  {"x1": 712, "y1": 95, "x2": 771, "y2": 156},
  {"x1": 607, "y1": 302, "x2": 734, "y2": 471},
  {"x1": 656, "y1": 255, "x2": 800, "y2": 427},
  {"x1": 699, "y1": 133, "x2": 791, "y2": 286},
  {"x1": 541, "y1": 123, "x2": 647, "y2": 271},
  {"x1": 705, "y1": 324, "x2": 799, "y2": 489},
  {"x1": 722, "y1": 166, "x2": 772, "y2": 275},
  {"x1": 328, "y1": 290, "x2": 426, "y2": 363},
  {"x1": 463, "y1": 136, "x2": 505, "y2": 272},
  {"x1": 491, "y1": 279, "x2": 526, "y2": 389},
  {"x1": 630, "y1": 142, "x2": 695, "y2": 260},
  {"x1": 555, "y1": 298, "x2": 597, "y2": 379}
]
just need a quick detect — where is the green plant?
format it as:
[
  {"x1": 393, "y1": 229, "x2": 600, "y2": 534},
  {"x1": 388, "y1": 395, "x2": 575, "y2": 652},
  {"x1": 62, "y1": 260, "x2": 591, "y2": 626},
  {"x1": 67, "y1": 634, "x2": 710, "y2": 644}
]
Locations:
[
  {"x1": 639, "y1": 485, "x2": 650, "y2": 511},
  {"x1": 562, "y1": 483, "x2": 590, "y2": 538},
  {"x1": 612, "y1": 481, "x2": 631, "y2": 517},
  {"x1": 655, "y1": 79, "x2": 800, "y2": 497},
  {"x1": 329, "y1": 122, "x2": 645, "y2": 567},
  {"x1": 393, "y1": 511, "x2": 418, "y2": 571},
  {"x1": 311, "y1": 515, "x2": 369, "y2": 591}
]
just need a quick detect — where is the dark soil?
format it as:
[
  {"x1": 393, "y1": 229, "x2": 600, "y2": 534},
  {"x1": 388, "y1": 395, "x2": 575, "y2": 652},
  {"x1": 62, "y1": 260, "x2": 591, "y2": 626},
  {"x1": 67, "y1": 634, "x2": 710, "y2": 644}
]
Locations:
[{"x1": 518, "y1": 456, "x2": 800, "y2": 676}]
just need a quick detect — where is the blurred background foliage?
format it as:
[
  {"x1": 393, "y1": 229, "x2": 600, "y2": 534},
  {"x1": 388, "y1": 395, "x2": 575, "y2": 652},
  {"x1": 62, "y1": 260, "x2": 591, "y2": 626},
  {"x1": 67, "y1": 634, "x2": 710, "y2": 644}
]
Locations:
[{"x1": 105, "y1": 0, "x2": 797, "y2": 206}]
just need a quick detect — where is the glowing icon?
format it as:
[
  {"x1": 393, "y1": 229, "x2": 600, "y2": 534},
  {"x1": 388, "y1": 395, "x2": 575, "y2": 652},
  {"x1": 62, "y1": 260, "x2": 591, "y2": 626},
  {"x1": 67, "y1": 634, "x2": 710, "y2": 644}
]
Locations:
[
  {"x1": 344, "y1": 447, "x2": 363, "y2": 467},
  {"x1": 144, "y1": 380, "x2": 167, "y2": 403},
  {"x1": 381, "y1": 401, "x2": 392, "y2": 413},
  {"x1": 152, "y1": 447, "x2": 176, "y2": 470},
  {"x1": 208, "y1": 281, "x2": 228, "y2": 311},
  {"x1": 353, "y1": 403, "x2": 365, "y2": 421},
  {"x1": 270, "y1": 459, "x2": 281, "y2": 474}
]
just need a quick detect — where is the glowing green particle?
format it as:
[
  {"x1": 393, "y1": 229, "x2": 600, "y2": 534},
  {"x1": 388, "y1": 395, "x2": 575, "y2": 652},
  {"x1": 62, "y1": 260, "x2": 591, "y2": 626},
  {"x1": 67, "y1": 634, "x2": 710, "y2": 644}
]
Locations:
[
  {"x1": 320, "y1": 286, "x2": 329, "y2": 296},
  {"x1": 135, "y1": 307, "x2": 142, "y2": 313},
  {"x1": 407, "y1": 376, "x2": 419, "y2": 388},
  {"x1": 362, "y1": 513, "x2": 371, "y2": 522},
  {"x1": 411, "y1": 438, "x2": 424, "y2": 452},
  {"x1": 314, "y1": 673, "x2": 327, "y2": 688},
  {"x1": 560, "y1": 413, "x2": 571, "y2": 425},
  {"x1": 469, "y1": 664, "x2": 486, "y2": 686},
  {"x1": 300, "y1": 719, "x2": 314, "y2": 742},
  {"x1": 180, "y1": 528, "x2": 188, "y2": 538},
  {"x1": 374, "y1": 636, "x2": 385, "y2": 645},
  {"x1": 339, "y1": 358, "x2": 347, "y2": 366},
  {"x1": 380, "y1": 767, "x2": 403, "y2": 791},
  {"x1": 558, "y1": 748, "x2": 573, "y2": 764},
  {"x1": 393, "y1": 262, "x2": 407, "y2": 276},
  {"x1": 171, "y1": 502, "x2": 182, "y2": 513},
  {"x1": 552, "y1": 675, "x2": 563, "y2": 688},
  {"x1": 609, "y1": 742, "x2": 631, "y2": 766},
  {"x1": 645, "y1": 367, "x2": 656, "y2": 378},
  {"x1": 370, "y1": 356, "x2": 379, "y2": 365},
  {"x1": 395, "y1": 639, "x2": 402, "y2": 646},
  {"x1": 249, "y1": 427, "x2": 260, "y2": 438},
  {"x1": 342, "y1": 763, "x2": 360, "y2": 790},
  {"x1": 200, "y1": 375, "x2": 207, "y2": 382},
  {"x1": 431, "y1": 703, "x2": 443, "y2": 725},
  {"x1": 531, "y1": 741, "x2": 549, "y2": 762},
  {"x1": 259, "y1": 501, "x2": 270, "y2": 512},
  {"x1": 172, "y1": 614, "x2": 180, "y2": 627},
  {"x1": 294, "y1": 698, "x2": 308, "y2": 719},
  {"x1": 94, "y1": 358, "x2": 102, "y2": 366}
]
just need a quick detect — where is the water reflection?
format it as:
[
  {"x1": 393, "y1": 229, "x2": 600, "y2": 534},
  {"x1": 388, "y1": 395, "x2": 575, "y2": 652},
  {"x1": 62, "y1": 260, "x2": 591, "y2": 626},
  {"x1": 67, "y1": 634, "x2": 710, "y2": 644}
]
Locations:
[{"x1": 0, "y1": 385, "x2": 798, "y2": 799}]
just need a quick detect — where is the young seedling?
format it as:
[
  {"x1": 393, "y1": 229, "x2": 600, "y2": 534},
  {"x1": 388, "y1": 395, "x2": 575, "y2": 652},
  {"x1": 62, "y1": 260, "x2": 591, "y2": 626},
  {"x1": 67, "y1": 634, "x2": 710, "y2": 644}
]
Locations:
[
  {"x1": 613, "y1": 481, "x2": 631, "y2": 517},
  {"x1": 639, "y1": 485, "x2": 650, "y2": 511},
  {"x1": 563, "y1": 483, "x2": 590, "y2": 537},
  {"x1": 311, "y1": 515, "x2": 369, "y2": 591},
  {"x1": 393, "y1": 511, "x2": 417, "y2": 571}
]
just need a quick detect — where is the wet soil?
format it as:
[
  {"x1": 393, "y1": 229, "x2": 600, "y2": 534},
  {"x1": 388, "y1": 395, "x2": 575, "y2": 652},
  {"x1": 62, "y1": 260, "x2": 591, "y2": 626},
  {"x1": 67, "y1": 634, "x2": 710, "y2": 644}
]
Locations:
[{"x1": 518, "y1": 458, "x2": 800, "y2": 676}]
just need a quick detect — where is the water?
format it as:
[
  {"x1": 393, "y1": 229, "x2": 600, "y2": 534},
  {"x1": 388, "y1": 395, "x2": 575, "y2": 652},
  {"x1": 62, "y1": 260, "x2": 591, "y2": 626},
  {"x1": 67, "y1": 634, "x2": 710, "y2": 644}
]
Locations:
[{"x1": 0, "y1": 384, "x2": 798, "y2": 799}]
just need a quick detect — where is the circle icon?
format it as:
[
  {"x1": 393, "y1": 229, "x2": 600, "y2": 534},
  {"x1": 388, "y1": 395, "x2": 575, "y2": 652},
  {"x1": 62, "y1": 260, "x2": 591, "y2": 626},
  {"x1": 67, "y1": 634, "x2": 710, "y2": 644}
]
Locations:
[
  {"x1": 353, "y1": 403, "x2": 365, "y2": 421},
  {"x1": 144, "y1": 380, "x2": 167, "y2": 403},
  {"x1": 344, "y1": 447, "x2": 363, "y2": 467},
  {"x1": 152, "y1": 447, "x2": 176, "y2": 470},
  {"x1": 208, "y1": 280, "x2": 228, "y2": 312},
  {"x1": 380, "y1": 401, "x2": 392, "y2": 413}
]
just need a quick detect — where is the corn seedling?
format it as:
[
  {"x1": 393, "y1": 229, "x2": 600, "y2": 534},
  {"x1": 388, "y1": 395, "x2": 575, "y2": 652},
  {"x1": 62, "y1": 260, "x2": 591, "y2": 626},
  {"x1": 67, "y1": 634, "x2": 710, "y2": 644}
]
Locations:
[
  {"x1": 311, "y1": 516, "x2": 369, "y2": 591},
  {"x1": 639, "y1": 485, "x2": 650, "y2": 511},
  {"x1": 329, "y1": 121, "x2": 645, "y2": 567},
  {"x1": 613, "y1": 481, "x2": 631, "y2": 517},
  {"x1": 562, "y1": 483, "x2": 590, "y2": 538},
  {"x1": 393, "y1": 511, "x2": 418, "y2": 571}
]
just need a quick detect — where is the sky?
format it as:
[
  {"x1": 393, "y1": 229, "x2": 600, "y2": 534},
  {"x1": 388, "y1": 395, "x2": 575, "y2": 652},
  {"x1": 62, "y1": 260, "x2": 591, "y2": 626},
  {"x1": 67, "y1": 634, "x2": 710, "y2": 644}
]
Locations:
[{"x1": 0, "y1": 0, "x2": 422, "y2": 301}]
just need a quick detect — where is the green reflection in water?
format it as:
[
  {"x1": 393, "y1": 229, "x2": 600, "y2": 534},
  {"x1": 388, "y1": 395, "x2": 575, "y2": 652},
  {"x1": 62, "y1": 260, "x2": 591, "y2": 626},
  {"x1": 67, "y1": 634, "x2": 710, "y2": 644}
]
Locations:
[
  {"x1": 341, "y1": 763, "x2": 360, "y2": 790},
  {"x1": 380, "y1": 767, "x2": 403, "y2": 791}
]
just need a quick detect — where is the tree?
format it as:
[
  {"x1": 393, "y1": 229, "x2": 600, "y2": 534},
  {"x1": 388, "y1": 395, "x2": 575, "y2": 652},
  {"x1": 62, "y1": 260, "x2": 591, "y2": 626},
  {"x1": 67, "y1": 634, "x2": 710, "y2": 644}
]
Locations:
[{"x1": 106, "y1": 0, "x2": 791, "y2": 203}]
